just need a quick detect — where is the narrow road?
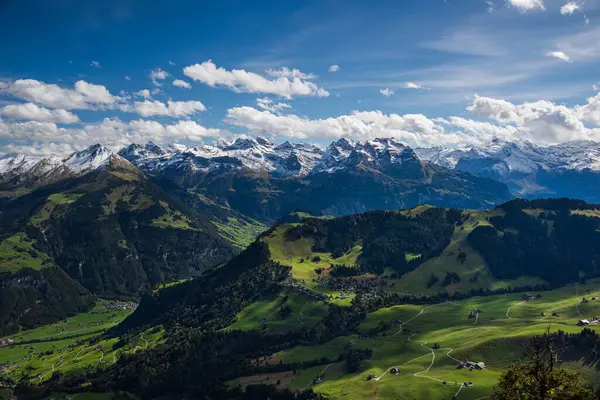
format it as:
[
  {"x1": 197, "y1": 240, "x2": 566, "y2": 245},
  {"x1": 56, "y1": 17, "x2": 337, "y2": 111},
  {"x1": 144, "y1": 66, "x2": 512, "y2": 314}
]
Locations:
[
  {"x1": 141, "y1": 333, "x2": 149, "y2": 350},
  {"x1": 96, "y1": 350, "x2": 105, "y2": 366},
  {"x1": 473, "y1": 313, "x2": 479, "y2": 325},
  {"x1": 297, "y1": 302, "x2": 308, "y2": 324},
  {"x1": 112, "y1": 349, "x2": 121, "y2": 364},
  {"x1": 39, "y1": 345, "x2": 88, "y2": 382},
  {"x1": 302, "y1": 363, "x2": 332, "y2": 390},
  {"x1": 412, "y1": 341, "x2": 457, "y2": 384},
  {"x1": 575, "y1": 284, "x2": 582, "y2": 317},
  {"x1": 506, "y1": 301, "x2": 526, "y2": 319},
  {"x1": 392, "y1": 302, "x2": 452, "y2": 336}
]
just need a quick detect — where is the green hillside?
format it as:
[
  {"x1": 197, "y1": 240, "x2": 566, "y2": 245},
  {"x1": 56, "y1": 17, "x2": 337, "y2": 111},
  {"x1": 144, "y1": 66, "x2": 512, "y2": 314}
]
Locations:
[{"x1": 7, "y1": 199, "x2": 600, "y2": 400}]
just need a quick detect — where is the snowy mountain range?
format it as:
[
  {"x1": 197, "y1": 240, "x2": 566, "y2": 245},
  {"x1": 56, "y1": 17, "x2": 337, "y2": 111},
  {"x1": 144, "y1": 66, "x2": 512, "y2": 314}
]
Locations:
[
  {"x1": 4, "y1": 136, "x2": 600, "y2": 203},
  {"x1": 415, "y1": 139, "x2": 600, "y2": 200},
  {"x1": 415, "y1": 139, "x2": 600, "y2": 175}
]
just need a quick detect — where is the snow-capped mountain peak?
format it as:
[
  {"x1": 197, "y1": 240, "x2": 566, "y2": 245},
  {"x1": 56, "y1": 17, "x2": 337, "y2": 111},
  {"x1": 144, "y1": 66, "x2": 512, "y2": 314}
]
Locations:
[{"x1": 62, "y1": 144, "x2": 113, "y2": 173}]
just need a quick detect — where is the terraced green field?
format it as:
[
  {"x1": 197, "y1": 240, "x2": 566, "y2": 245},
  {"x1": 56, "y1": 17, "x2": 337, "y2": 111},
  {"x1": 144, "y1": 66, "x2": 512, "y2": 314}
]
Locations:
[
  {"x1": 0, "y1": 232, "x2": 53, "y2": 271},
  {"x1": 226, "y1": 289, "x2": 329, "y2": 333},
  {"x1": 264, "y1": 225, "x2": 362, "y2": 298},
  {"x1": 0, "y1": 300, "x2": 164, "y2": 385},
  {"x1": 231, "y1": 281, "x2": 600, "y2": 399},
  {"x1": 213, "y1": 216, "x2": 267, "y2": 250}
]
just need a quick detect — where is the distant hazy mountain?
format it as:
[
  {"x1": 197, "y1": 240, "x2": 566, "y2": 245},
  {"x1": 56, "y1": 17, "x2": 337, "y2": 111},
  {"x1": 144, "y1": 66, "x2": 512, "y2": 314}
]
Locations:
[{"x1": 416, "y1": 139, "x2": 600, "y2": 202}]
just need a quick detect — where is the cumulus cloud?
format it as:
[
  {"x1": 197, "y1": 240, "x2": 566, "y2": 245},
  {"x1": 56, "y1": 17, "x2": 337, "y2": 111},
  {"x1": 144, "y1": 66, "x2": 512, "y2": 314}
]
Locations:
[
  {"x1": 508, "y1": 0, "x2": 545, "y2": 12},
  {"x1": 328, "y1": 65, "x2": 340, "y2": 72},
  {"x1": 467, "y1": 95, "x2": 592, "y2": 142},
  {"x1": 560, "y1": 1, "x2": 581, "y2": 15},
  {"x1": 224, "y1": 91, "x2": 600, "y2": 148},
  {"x1": 256, "y1": 97, "x2": 291, "y2": 113},
  {"x1": 0, "y1": 79, "x2": 122, "y2": 110},
  {"x1": 134, "y1": 89, "x2": 152, "y2": 99},
  {"x1": 183, "y1": 60, "x2": 329, "y2": 99},
  {"x1": 380, "y1": 88, "x2": 394, "y2": 97},
  {"x1": 133, "y1": 100, "x2": 206, "y2": 117},
  {"x1": 576, "y1": 92, "x2": 600, "y2": 125},
  {"x1": 149, "y1": 68, "x2": 169, "y2": 86},
  {"x1": 403, "y1": 82, "x2": 425, "y2": 89},
  {"x1": 547, "y1": 51, "x2": 572, "y2": 62},
  {"x1": 225, "y1": 106, "x2": 462, "y2": 147},
  {"x1": 0, "y1": 117, "x2": 223, "y2": 156},
  {"x1": 90, "y1": 61, "x2": 101, "y2": 68},
  {"x1": 265, "y1": 67, "x2": 317, "y2": 80},
  {"x1": 172, "y1": 79, "x2": 192, "y2": 89},
  {"x1": 0, "y1": 103, "x2": 80, "y2": 124}
]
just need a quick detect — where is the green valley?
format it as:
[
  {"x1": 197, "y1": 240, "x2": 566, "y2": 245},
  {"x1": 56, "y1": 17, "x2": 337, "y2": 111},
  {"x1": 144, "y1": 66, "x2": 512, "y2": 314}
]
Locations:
[{"x1": 5, "y1": 198, "x2": 600, "y2": 400}]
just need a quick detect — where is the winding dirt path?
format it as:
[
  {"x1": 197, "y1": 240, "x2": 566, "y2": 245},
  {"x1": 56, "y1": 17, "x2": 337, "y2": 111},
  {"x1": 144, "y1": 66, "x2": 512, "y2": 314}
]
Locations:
[
  {"x1": 505, "y1": 300, "x2": 526, "y2": 319},
  {"x1": 302, "y1": 363, "x2": 333, "y2": 390},
  {"x1": 297, "y1": 302, "x2": 308, "y2": 324},
  {"x1": 392, "y1": 301, "x2": 452, "y2": 336},
  {"x1": 575, "y1": 284, "x2": 582, "y2": 317}
]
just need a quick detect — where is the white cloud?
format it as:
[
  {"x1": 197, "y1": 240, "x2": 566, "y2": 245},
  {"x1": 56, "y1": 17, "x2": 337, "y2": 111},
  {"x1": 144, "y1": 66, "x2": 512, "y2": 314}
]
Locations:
[
  {"x1": 379, "y1": 88, "x2": 394, "y2": 97},
  {"x1": 265, "y1": 67, "x2": 317, "y2": 80},
  {"x1": 403, "y1": 82, "x2": 425, "y2": 89},
  {"x1": 508, "y1": 0, "x2": 545, "y2": 12},
  {"x1": 547, "y1": 51, "x2": 571, "y2": 62},
  {"x1": 256, "y1": 97, "x2": 291, "y2": 112},
  {"x1": 576, "y1": 92, "x2": 600, "y2": 125},
  {"x1": 485, "y1": 0, "x2": 495, "y2": 13},
  {"x1": 172, "y1": 79, "x2": 192, "y2": 89},
  {"x1": 134, "y1": 89, "x2": 152, "y2": 99},
  {"x1": 124, "y1": 76, "x2": 131, "y2": 81},
  {"x1": 168, "y1": 61, "x2": 176, "y2": 66},
  {"x1": 74, "y1": 81, "x2": 116, "y2": 104},
  {"x1": 90, "y1": 61, "x2": 101, "y2": 68},
  {"x1": 165, "y1": 120, "x2": 220, "y2": 140},
  {"x1": 560, "y1": 1, "x2": 581, "y2": 15},
  {"x1": 225, "y1": 106, "x2": 457, "y2": 147},
  {"x1": 0, "y1": 79, "x2": 122, "y2": 110},
  {"x1": 224, "y1": 91, "x2": 600, "y2": 148},
  {"x1": 328, "y1": 65, "x2": 340, "y2": 72},
  {"x1": 0, "y1": 117, "x2": 223, "y2": 156},
  {"x1": 467, "y1": 95, "x2": 592, "y2": 142},
  {"x1": 149, "y1": 68, "x2": 169, "y2": 86},
  {"x1": 584, "y1": 14, "x2": 590, "y2": 24},
  {"x1": 133, "y1": 100, "x2": 206, "y2": 117},
  {"x1": 0, "y1": 103, "x2": 80, "y2": 124},
  {"x1": 183, "y1": 60, "x2": 329, "y2": 99}
]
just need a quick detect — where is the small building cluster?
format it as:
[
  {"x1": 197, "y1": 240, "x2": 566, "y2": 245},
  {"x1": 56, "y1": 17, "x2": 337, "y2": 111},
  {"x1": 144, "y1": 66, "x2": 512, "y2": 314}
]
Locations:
[
  {"x1": 0, "y1": 337, "x2": 15, "y2": 347},
  {"x1": 578, "y1": 317, "x2": 600, "y2": 326},
  {"x1": 522, "y1": 293, "x2": 541, "y2": 301},
  {"x1": 581, "y1": 297, "x2": 599, "y2": 303},
  {"x1": 456, "y1": 360, "x2": 486, "y2": 371},
  {"x1": 106, "y1": 301, "x2": 138, "y2": 311},
  {"x1": 314, "y1": 374, "x2": 324, "y2": 384}
]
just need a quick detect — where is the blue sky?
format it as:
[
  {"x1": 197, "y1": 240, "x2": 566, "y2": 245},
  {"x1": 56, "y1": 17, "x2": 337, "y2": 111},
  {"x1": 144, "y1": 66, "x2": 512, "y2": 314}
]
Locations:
[{"x1": 1, "y1": 0, "x2": 599, "y2": 155}]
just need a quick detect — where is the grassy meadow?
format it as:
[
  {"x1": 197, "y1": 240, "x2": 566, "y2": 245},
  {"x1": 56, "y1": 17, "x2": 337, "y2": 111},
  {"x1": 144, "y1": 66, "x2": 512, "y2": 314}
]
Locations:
[{"x1": 230, "y1": 280, "x2": 600, "y2": 400}]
